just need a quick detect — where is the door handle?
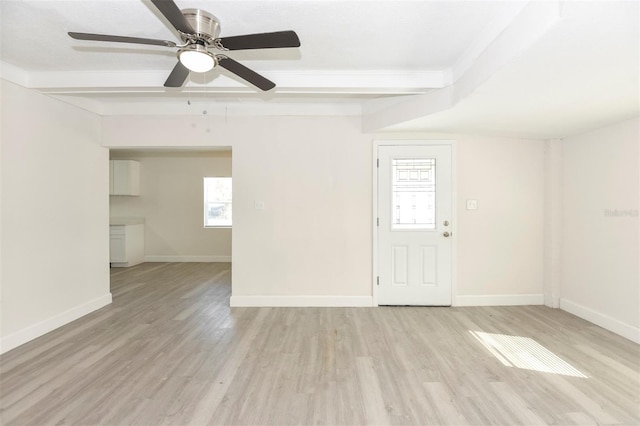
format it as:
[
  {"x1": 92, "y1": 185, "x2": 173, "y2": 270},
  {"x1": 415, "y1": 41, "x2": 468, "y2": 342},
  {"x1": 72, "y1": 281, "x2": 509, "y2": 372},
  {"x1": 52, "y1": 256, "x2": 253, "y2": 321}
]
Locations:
[{"x1": 442, "y1": 231, "x2": 451, "y2": 238}]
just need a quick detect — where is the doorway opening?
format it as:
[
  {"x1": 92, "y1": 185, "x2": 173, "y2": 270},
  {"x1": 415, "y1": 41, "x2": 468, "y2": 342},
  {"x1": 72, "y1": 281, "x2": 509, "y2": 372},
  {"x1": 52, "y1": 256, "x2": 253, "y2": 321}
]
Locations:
[{"x1": 108, "y1": 147, "x2": 232, "y2": 273}]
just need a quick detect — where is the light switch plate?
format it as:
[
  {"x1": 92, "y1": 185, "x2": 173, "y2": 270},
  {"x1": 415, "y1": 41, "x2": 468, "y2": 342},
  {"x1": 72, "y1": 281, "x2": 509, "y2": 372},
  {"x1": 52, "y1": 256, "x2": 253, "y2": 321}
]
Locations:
[{"x1": 466, "y1": 199, "x2": 478, "y2": 210}]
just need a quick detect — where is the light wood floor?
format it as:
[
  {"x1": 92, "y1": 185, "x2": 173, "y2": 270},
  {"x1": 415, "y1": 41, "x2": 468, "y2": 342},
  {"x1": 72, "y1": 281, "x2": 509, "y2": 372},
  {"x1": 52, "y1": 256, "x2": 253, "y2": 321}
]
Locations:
[{"x1": 1, "y1": 262, "x2": 639, "y2": 425}]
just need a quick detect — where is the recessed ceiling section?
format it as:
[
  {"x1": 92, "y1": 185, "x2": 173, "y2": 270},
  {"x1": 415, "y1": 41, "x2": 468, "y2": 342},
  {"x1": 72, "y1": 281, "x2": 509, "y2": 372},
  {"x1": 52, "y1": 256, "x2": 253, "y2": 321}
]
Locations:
[{"x1": 372, "y1": 0, "x2": 640, "y2": 139}]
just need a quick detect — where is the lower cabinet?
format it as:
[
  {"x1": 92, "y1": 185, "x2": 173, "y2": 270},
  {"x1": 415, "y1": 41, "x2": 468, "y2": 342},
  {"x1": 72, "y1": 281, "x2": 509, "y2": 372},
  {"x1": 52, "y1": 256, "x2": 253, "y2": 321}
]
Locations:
[{"x1": 109, "y1": 224, "x2": 144, "y2": 267}]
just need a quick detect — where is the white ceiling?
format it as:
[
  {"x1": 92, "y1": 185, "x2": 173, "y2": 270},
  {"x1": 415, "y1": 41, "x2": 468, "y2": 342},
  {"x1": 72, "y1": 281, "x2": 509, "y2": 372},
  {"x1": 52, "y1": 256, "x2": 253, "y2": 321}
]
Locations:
[
  {"x1": 0, "y1": 0, "x2": 516, "y2": 71},
  {"x1": 1, "y1": 0, "x2": 638, "y2": 139}
]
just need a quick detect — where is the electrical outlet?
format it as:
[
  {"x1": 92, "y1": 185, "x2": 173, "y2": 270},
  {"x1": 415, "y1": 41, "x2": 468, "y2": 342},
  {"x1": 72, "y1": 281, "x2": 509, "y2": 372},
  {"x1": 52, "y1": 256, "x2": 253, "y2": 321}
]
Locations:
[{"x1": 466, "y1": 199, "x2": 478, "y2": 210}]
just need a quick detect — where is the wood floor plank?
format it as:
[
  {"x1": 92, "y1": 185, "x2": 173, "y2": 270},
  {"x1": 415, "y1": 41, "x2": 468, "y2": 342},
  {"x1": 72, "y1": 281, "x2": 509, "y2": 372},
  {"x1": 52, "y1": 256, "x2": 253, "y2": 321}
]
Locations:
[
  {"x1": 355, "y1": 356, "x2": 392, "y2": 425},
  {"x1": 541, "y1": 374, "x2": 620, "y2": 424},
  {"x1": 423, "y1": 382, "x2": 470, "y2": 425},
  {"x1": 564, "y1": 411, "x2": 599, "y2": 425},
  {"x1": 489, "y1": 381, "x2": 547, "y2": 425},
  {"x1": 190, "y1": 308, "x2": 270, "y2": 425},
  {"x1": 1, "y1": 262, "x2": 639, "y2": 425}
]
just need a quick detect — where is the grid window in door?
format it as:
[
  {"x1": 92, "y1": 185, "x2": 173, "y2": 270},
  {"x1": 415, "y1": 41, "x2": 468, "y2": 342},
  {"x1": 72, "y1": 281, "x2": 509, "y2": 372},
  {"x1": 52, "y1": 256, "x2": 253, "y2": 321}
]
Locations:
[
  {"x1": 391, "y1": 158, "x2": 436, "y2": 230},
  {"x1": 204, "y1": 177, "x2": 232, "y2": 227}
]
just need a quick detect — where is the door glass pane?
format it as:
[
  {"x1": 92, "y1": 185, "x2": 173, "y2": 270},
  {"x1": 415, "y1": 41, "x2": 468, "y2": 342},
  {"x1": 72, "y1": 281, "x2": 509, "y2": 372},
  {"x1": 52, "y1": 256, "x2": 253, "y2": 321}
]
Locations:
[{"x1": 391, "y1": 158, "x2": 436, "y2": 230}]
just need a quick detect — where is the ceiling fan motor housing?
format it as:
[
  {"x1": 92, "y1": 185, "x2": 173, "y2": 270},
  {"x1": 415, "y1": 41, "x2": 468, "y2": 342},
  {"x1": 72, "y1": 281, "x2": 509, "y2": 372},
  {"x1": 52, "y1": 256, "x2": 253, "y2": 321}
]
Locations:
[{"x1": 180, "y1": 9, "x2": 221, "y2": 44}]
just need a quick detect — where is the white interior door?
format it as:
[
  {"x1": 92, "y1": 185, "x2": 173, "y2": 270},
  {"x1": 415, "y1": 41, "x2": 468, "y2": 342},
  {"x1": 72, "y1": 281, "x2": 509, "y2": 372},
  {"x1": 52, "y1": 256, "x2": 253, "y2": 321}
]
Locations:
[{"x1": 377, "y1": 144, "x2": 453, "y2": 306}]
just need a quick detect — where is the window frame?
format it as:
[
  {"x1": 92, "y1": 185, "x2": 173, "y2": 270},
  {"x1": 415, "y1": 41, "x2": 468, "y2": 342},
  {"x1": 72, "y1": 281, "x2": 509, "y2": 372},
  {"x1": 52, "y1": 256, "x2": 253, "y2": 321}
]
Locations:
[{"x1": 203, "y1": 176, "x2": 232, "y2": 228}]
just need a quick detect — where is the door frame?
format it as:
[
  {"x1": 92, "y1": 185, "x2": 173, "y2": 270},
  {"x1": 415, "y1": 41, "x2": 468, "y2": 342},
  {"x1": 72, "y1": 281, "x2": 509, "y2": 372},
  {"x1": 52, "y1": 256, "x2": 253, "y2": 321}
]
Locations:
[{"x1": 372, "y1": 140, "x2": 458, "y2": 306}]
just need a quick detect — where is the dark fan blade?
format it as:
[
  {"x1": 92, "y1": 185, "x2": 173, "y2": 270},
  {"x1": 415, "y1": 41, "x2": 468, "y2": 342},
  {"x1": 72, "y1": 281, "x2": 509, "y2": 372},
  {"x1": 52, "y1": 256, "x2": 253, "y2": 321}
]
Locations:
[
  {"x1": 164, "y1": 61, "x2": 190, "y2": 87},
  {"x1": 216, "y1": 31, "x2": 300, "y2": 51},
  {"x1": 217, "y1": 56, "x2": 275, "y2": 91},
  {"x1": 150, "y1": 0, "x2": 195, "y2": 34},
  {"x1": 69, "y1": 32, "x2": 176, "y2": 47}
]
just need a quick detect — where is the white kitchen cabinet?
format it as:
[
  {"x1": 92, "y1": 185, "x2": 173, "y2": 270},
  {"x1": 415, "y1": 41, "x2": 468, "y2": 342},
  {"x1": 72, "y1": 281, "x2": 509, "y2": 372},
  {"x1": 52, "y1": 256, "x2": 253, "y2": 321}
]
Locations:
[
  {"x1": 110, "y1": 160, "x2": 140, "y2": 196},
  {"x1": 109, "y1": 223, "x2": 144, "y2": 267}
]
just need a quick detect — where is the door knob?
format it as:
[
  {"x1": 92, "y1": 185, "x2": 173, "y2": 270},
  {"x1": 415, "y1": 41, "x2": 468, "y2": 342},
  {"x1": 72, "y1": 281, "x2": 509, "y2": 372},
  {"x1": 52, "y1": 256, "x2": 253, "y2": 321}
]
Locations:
[{"x1": 443, "y1": 231, "x2": 451, "y2": 238}]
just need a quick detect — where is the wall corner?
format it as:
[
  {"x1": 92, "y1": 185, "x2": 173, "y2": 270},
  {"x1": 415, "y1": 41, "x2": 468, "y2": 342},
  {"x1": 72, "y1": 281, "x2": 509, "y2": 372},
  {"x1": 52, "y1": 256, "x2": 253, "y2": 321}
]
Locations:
[{"x1": 543, "y1": 139, "x2": 563, "y2": 308}]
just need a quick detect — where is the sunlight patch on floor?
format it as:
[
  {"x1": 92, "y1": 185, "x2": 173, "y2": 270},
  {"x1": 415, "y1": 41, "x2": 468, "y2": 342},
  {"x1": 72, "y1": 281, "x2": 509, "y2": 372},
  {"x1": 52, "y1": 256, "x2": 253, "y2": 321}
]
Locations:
[{"x1": 469, "y1": 331, "x2": 588, "y2": 378}]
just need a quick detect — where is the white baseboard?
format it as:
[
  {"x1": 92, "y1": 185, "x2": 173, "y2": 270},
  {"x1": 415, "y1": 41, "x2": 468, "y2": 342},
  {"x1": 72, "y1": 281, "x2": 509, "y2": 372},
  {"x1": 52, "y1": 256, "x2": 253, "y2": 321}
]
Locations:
[
  {"x1": 454, "y1": 294, "x2": 544, "y2": 307},
  {"x1": 230, "y1": 295, "x2": 374, "y2": 307},
  {"x1": 144, "y1": 255, "x2": 231, "y2": 263},
  {"x1": 544, "y1": 294, "x2": 560, "y2": 308},
  {"x1": 0, "y1": 293, "x2": 112, "y2": 355},
  {"x1": 560, "y1": 299, "x2": 640, "y2": 344}
]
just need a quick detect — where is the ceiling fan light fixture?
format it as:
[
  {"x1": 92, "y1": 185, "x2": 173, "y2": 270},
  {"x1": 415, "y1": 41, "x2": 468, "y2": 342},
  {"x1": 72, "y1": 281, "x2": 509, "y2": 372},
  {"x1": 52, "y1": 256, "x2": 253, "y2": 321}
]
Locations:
[
  {"x1": 68, "y1": 0, "x2": 300, "y2": 90},
  {"x1": 178, "y1": 44, "x2": 216, "y2": 73}
]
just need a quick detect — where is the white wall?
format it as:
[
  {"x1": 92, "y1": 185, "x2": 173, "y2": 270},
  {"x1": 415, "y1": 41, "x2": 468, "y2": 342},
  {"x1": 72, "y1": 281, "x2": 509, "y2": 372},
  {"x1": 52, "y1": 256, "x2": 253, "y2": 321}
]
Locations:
[
  {"x1": 376, "y1": 134, "x2": 546, "y2": 306},
  {"x1": 0, "y1": 80, "x2": 111, "y2": 353},
  {"x1": 102, "y1": 115, "x2": 373, "y2": 305},
  {"x1": 0, "y1": 76, "x2": 4, "y2": 339},
  {"x1": 109, "y1": 151, "x2": 232, "y2": 262},
  {"x1": 456, "y1": 136, "x2": 545, "y2": 305},
  {"x1": 231, "y1": 116, "x2": 372, "y2": 304},
  {"x1": 103, "y1": 115, "x2": 546, "y2": 306},
  {"x1": 561, "y1": 117, "x2": 639, "y2": 342}
]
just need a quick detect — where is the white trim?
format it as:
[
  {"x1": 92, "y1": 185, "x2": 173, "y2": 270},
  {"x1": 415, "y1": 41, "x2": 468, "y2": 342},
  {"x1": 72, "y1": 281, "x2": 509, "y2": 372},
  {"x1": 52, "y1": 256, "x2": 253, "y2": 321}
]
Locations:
[
  {"x1": 0, "y1": 62, "x2": 29, "y2": 86},
  {"x1": 372, "y1": 141, "x2": 379, "y2": 306},
  {"x1": 450, "y1": 142, "x2": 458, "y2": 306},
  {"x1": 230, "y1": 296, "x2": 373, "y2": 307},
  {"x1": 372, "y1": 140, "x2": 457, "y2": 307},
  {"x1": 455, "y1": 294, "x2": 544, "y2": 307},
  {"x1": 29, "y1": 69, "x2": 446, "y2": 92},
  {"x1": 560, "y1": 299, "x2": 640, "y2": 344},
  {"x1": 144, "y1": 255, "x2": 231, "y2": 263},
  {"x1": 0, "y1": 293, "x2": 112, "y2": 355}
]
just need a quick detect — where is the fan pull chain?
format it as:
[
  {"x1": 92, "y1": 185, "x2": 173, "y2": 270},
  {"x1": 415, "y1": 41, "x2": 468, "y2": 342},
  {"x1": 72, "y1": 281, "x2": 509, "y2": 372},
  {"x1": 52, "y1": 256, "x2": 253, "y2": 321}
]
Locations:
[{"x1": 201, "y1": 73, "x2": 211, "y2": 133}]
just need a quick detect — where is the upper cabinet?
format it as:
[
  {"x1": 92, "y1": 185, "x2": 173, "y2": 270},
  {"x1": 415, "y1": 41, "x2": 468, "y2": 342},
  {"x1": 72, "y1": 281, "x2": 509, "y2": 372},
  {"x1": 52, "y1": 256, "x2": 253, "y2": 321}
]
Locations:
[{"x1": 110, "y1": 160, "x2": 140, "y2": 196}]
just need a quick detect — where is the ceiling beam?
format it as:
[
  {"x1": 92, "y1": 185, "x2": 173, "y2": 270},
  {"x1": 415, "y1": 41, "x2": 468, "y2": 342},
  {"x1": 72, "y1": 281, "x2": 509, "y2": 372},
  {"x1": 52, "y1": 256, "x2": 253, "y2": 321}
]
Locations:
[{"x1": 1, "y1": 65, "x2": 448, "y2": 96}]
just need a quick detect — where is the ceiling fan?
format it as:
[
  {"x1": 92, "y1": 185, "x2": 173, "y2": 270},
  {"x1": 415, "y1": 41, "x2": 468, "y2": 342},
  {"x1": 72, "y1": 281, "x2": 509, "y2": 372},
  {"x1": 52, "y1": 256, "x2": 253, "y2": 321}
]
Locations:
[{"x1": 68, "y1": 0, "x2": 300, "y2": 91}]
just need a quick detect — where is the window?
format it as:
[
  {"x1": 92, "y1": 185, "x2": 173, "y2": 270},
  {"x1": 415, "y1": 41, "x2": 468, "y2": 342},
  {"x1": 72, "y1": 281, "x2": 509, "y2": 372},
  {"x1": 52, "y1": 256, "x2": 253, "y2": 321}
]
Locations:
[
  {"x1": 204, "y1": 177, "x2": 232, "y2": 227},
  {"x1": 391, "y1": 158, "x2": 436, "y2": 230}
]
